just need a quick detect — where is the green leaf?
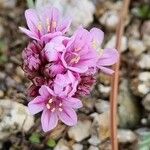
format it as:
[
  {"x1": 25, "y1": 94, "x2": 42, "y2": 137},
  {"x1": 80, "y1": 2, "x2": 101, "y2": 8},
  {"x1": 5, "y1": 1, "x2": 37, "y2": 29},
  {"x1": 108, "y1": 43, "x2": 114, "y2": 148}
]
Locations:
[
  {"x1": 29, "y1": 133, "x2": 41, "y2": 144},
  {"x1": 135, "y1": 4, "x2": 150, "y2": 19},
  {"x1": 46, "y1": 139, "x2": 56, "y2": 148}
]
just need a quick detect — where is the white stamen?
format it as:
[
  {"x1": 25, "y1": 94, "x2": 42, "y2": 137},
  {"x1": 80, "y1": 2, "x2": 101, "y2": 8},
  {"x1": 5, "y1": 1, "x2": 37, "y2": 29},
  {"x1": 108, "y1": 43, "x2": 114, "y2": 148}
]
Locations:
[
  {"x1": 58, "y1": 108, "x2": 63, "y2": 112},
  {"x1": 59, "y1": 103, "x2": 62, "y2": 107},
  {"x1": 52, "y1": 21, "x2": 57, "y2": 29},
  {"x1": 51, "y1": 108, "x2": 56, "y2": 112},
  {"x1": 37, "y1": 22, "x2": 42, "y2": 31},
  {"x1": 70, "y1": 56, "x2": 80, "y2": 64},
  {"x1": 46, "y1": 104, "x2": 51, "y2": 109},
  {"x1": 48, "y1": 99, "x2": 53, "y2": 104}
]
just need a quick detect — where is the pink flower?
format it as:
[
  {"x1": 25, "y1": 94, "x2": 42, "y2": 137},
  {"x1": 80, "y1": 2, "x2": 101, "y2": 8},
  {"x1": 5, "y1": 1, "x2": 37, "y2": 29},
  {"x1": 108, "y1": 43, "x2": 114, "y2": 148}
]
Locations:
[
  {"x1": 22, "y1": 41, "x2": 42, "y2": 78},
  {"x1": 89, "y1": 28, "x2": 119, "y2": 74},
  {"x1": 19, "y1": 7, "x2": 71, "y2": 42},
  {"x1": 28, "y1": 84, "x2": 82, "y2": 132},
  {"x1": 97, "y1": 48, "x2": 119, "y2": 74},
  {"x1": 61, "y1": 27, "x2": 98, "y2": 73}
]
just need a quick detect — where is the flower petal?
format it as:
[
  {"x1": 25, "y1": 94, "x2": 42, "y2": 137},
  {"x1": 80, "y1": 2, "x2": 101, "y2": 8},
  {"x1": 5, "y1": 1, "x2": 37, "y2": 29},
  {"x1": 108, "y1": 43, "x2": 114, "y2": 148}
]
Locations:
[
  {"x1": 97, "y1": 48, "x2": 119, "y2": 66},
  {"x1": 25, "y1": 9, "x2": 39, "y2": 33},
  {"x1": 58, "y1": 107, "x2": 77, "y2": 126},
  {"x1": 41, "y1": 109, "x2": 58, "y2": 132},
  {"x1": 63, "y1": 97, "x2": 83, "y2": 109},
  {"x1": 99, "y1": 66, "x2": 114, "y2": 74},
  {"x1": 90, "y1": 28, "x2": 104, "y2": 48},
  {"x1": 19, "y1": 27, "x2": 39, "y2": 41},
  {"x1": 39, "y1": 85, "x2": 55, "y2": 97},
  {"x1": 28, "y1": 96, "x2": 45, "y2": 115}
]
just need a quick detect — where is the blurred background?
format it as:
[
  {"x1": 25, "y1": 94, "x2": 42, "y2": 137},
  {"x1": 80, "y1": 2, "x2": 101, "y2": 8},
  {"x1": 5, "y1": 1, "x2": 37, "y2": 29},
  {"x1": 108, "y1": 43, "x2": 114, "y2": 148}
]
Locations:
[{"x1": 0, "y1": 0, "x2": 150, "y2": 149}]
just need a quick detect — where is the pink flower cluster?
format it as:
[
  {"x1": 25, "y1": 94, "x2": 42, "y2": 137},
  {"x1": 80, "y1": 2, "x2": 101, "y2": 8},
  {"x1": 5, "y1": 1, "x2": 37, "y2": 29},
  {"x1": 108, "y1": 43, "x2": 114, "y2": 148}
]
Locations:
[{"x1": 20, "y1": 7, "x2": 119, "y2": 132}]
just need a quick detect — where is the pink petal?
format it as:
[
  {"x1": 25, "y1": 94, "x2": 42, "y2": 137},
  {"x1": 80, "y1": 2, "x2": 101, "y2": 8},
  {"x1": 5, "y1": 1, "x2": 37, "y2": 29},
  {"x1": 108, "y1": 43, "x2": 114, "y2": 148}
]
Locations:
[
  {"x1": 97, "y1": 48, "x2": 119, "y2": 66},
  {"x1": 41, "y1": 109, "x2": 58, "y2": 132},
  {"x1": 90, "y1": 28, "x2": 104, "y2": 47},
  {"x1": 25, "y1": 9, "x2": 39, "y2": 33},
  {"x1": 57, "y1": 17, "x2": 72, "y2": 33},
  {"x1": 28, "y1": 96, "x2": 45, "y2": 115},
  {"x1": 58, "y1": 107, "x2": 77, "y2": 126},
  {"x1": 63, "y1": 97, "x2": 83, "y2": 109},
  {"x1": 44, "y1": 43, "x2": 59, "y2": 62},
  {"x1": 41, "y1": 32, "x2": 62, "y2": 43},
  {"x1": 68, "y1": 66, "x2": 88, "y2": 73},
  {"x1": 19, "y1": 27, "x2": 39, "y2": 41},
  {"x1": 39, "y1": 85, "x2": 55, "y2": 97},
  {"x1": 99, "y1": 66, "x2": 114, "y2": 75}
]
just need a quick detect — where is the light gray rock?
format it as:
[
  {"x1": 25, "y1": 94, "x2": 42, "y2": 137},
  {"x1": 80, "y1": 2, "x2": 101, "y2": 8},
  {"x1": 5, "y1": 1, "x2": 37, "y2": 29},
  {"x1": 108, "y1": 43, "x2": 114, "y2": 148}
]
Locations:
[
  {"x1": 88, "y1": 135, "x2": 100, "y2": 146},
  {"x1": 88, "y1": 146, "x2": 99, "y2": 150},
  {"x1": 138, "y1": 54, "x2": 150, "y2": 70},
  {"x1": 95, "y1": 99, "x2": 110, "y2": 113},
  {"x1": 0, "y1": 0, "x2": 17, "y2": 8},
  {"x1": 54, "y1": 139, "x2": 70, "y2": 150},
  {"x1": 141, "y1": 21, "x2": 150, "y2": 49},
  {"x1": 90, "y1": 111, "x2": 110, "y2": 142},
  {"x1": 137, "y1": 72, "x2": 150, "y2": 96},
  {"x1": 118, "y1": 79, "x2": 141, "y2": 129},
  {"x1": 72, "y1": 143, "x2": 83, "y2": 150},
  {"x1": 142, "y1": 93, "x2": 150, "y2": 111},
  {"x1": 0, "y1": 99, "x2": 34, "y2": 140},
  {"x1": 105, "y1": 35, "x2": 128, "y2": 52},
  {"x1": 36, "y1": 0, "x2": 95, "y2": 33},
  {"x1": 128, "y1": 39, "x2": 146, "y2": 56},
  {"x1": 99, "y1": 10, "x2": 119, "y2": 31},
  {"x1": 68, "y1": 119, "x2": 92, "y2": 142},
  {"x1": 118, "y1": 129, "x2": 137, "y2": 143},
  {"x1": 98, "y1": 84, "x2": 110, "y2": 98}
]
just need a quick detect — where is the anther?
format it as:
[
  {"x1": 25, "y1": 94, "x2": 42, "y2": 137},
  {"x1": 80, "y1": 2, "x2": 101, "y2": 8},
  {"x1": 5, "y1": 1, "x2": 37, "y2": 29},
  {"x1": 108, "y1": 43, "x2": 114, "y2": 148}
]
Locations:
[
  {"x1": 48, "y1": 99, "x2": 53, "y2": 104},
  {"x1": 46, "y1": 104, "x2": 51, "y2": 109},
  {"x1": 58, "y1": 108, "x2": 63, "y2": 112},
  {"x1": 52, "y1": 21, "x2": 57, "y2": 29},
  {"x1": 70, "y1": 56, "x2": 80, "y2": 64},
  {"x1": 51, "y1": 108, "x2": 56, "y2": 112}
]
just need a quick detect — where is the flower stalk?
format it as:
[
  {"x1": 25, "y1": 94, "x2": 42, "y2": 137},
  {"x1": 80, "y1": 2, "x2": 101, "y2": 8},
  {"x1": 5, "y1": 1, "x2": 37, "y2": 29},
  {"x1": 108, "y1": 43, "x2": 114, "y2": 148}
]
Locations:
[{"x1": 110, "y1": 0, "x2": 131, "y2": 149}]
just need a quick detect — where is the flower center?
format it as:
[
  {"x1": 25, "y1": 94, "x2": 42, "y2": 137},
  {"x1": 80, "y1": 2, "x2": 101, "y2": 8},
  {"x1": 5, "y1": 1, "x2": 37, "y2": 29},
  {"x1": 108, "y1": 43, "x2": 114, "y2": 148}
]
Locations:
[
  {"x1": 46, "y1": 99, "x2": 63, "y2": 112},
  {"x1": 70, "y1": 55, "x2": 80, "y2": 64}
]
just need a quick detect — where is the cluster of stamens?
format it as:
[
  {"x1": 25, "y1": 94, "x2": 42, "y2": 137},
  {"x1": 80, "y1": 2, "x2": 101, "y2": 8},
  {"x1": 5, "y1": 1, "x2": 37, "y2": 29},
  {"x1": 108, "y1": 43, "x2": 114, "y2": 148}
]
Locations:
[{"x1": 46, "y1": 99, "x2": 63, "y2": 112}]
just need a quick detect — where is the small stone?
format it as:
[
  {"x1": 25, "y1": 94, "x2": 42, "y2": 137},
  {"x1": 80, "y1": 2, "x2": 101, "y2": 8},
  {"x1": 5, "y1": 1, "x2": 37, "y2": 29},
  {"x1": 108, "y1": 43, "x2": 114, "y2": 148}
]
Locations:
[
  {"x1": 48, "y1": 124, "x2": 66, "y2": 140},
  {"x1": 99, "y1": 140, "x2": 111, "y2": 150},
  {"x1": 88, "y1": 135, "x2": 100, "y2": 146},
  {"x1": 105, "y1": 35, "x2": 128, "y2": 52},
  {"x1": 88, "y1": 145, "x2": 99, "y2": 150},
  {"x1": 0, "y1": 99, "x2": 34, "y2": 140},
  {"x1": 68, "y1": 119, "x2": 92, "y2": 142},
  {"x1": 141, "y1": 21, "x2": 150, "y2": 48},
  {"x1": 128, "y1": 39, "x2": 146, "y2": 56},
  {"x1": 142, "y1": 93, "x2": 150, "y2": 111},
  {"x1": 54, "y1": 139, "x2": 70, "y2": 150},
  {"x1": 134, "y1": 72, "x2": 150, "y2": 96},
  {"x1": 0, "y1": 24, "x2": 4, "y2": 38},
  {"x1": 98, "y1": 73, "x2": 111, "y2": 85},
  {"x1": 0, "y1": 90, "x2": 4, "y2": 98},
  {"x1": 16, "y1": 66, "x2": 24, "y2": 78},
  {"x1": 99, "y1": 10, "x2": 119, "y2": 31},
  {"x1": 95, "y1": 99, "x2": 110, "y2": 113},
  {"x1": 138, "y1": 54, "x2": 150, "y2": 70},
  {"x1": 80, "y1": 97, "x2": 95, "y2": 114},
  {"x1": 118, "y1": 129, "x2": 137, "y2": 144},
  {"x1": 98, "y1": 84, "x2": 110, "y2": 98},
  {"x1": 36, "y1": 0, "x2": 95, "y2": 33},
  {"x1": 118, "y1": 79, "x2": 141, "y2": 129},
  {"x1": 91, "y1": 112, "x2": 110, "y2": 142},
  {"x1": 72, "y1": 143, "x2": 83, "y2": 150},
  {"x1": 0, "y1": 0, "x2": 17, "y2": 8}
]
